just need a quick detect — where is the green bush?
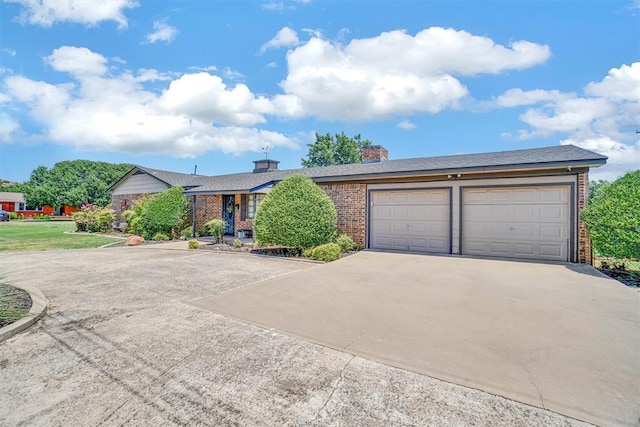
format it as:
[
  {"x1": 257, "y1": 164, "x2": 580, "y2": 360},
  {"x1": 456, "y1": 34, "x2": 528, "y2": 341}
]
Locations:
[
  {"x1": 181, "y1": 227, "x2": 196, "y2": 239},
  {"x1": 152, "y1": 232, "x2": 170, "y2": 241},
  {"x1": 582, "y1": 170, "x2": 640, "y2": 259},
  {"x1": 233, "y1": 238, "x2": 243, "y2": 248},
  {"x1": 32, "y1": 214, "x2": 51, "y2": 221},
  {"x1": 188, "y1": 239, "x2": 199, "y2": 249},
  {"x1": 254, "y1": 174, "x2": 337, "y2": 249},
  {"x1": 72, "y1": 204, "x2": 114, "y2": 232},
  {"x1": 309, "y1": 243, "x2": 341, "y2": 262},
  {"x1": 302, "y1": 247, "x2": 313, "y2": 258},
  {"x1": 140, "y1": 187, "x2": 189, "y2": 238},
  {"x1": 122, "y1": 194, "x2": 152, "y2": 235},
  {"x1": 8, "y1": 212, "x2": 17, "y2": 220},
  {"x1": 335, "y1": 234, "x2": 355, "y2": 252},
  {"x1": 204, "y1": 218, "x2": 226, "y2": 241}
]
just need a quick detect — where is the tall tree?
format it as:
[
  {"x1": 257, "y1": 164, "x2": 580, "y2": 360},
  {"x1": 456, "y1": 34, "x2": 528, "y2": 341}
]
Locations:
[
  {"x1": 24, "y1": 160, "x2": 134, "y2": 209},
  {"x1": 301, "y1": 132, "x2": 372, "y2": 167},
  {"x1": 582, "y1": 170, "x2": 640, "y2": 259}
]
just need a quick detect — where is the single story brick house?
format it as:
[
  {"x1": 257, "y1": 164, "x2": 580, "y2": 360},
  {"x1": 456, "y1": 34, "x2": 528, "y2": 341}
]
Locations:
[
  {"x1": 0, "y1": 192, "x2": 77, "y2": 218},
  {"x1": 108, "y1": 145, "x2": 607, "y2": 264}
]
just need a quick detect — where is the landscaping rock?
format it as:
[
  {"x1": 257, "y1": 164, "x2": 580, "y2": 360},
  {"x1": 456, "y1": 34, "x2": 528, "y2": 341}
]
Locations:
[{"x1": 126, "y1": 235, "x2": 145, "y2": 246}]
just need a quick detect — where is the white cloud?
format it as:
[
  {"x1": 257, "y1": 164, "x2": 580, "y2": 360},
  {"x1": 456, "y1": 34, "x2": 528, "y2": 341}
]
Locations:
[
  {"x1": 1, "y1": 48, "x2": 16, "y2": 57},
  {"x1": 266, "y1": 61, "x2": 277, "y2": 68},
  {"x1": 46, "y1": 46, "x2": 107, "y2": 77},
  {"x1": 584, "y1": 63, "x2": 640, "y2": 102},
  {"x1": 397, "y1": 120, "x2": 416, "y2": 130},
  {"x1": 0, "y1": 113, "x2": 20, "y2": 142},
  {"x1": 143, "y1": 21, "x2": 179, "y2": 44},
  {"x1": 222, "y1": 67, "x2": 245, "y2": 80},
  {"x1": 8, "y1": 0, "x2": 138, "y2": 28},
  {"x1": 3, "y1": 46, "x2": 298, "y2": 157},
  {"x1": 158, "y1": 72, "x2": 273, "y2": 126},
  {"x1": 494, "y1": 88, "x2": 569, "y2": 107},
  {"x1": 276, "y1": 27, "x2": 550, "y2": 120},
  {"x1": 260, "y1": 27, "x2": 299, "y2": 53},
  {"x1": 260, "y1": 1, "x2": 288, "y2": 11},
  {"x1": 499, "y1": 62, "x2": 640, "y2": 179}
]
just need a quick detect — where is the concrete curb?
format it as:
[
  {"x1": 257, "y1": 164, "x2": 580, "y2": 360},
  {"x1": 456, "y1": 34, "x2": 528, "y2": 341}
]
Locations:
[{"x1": 0, "y1": 283, "x2": 47, "y2": 343}]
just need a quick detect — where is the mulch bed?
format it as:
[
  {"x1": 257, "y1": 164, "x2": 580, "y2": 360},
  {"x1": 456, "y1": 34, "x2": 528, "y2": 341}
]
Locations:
[
  {"x1": 0, "y1": 284, "x2": 32, "y2": 329},
  {"x1": 597, "y1": 268, "x2": 640, "y2": 288}
]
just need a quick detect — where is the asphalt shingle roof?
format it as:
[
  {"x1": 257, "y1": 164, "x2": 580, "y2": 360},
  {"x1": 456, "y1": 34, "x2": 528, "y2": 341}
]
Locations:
[
  {"x1": 183, "y1": 144, "x2": 607, "y2": 194},
  {"x1": 111, "y1": 145, "x2": 606, "y2": 194}
]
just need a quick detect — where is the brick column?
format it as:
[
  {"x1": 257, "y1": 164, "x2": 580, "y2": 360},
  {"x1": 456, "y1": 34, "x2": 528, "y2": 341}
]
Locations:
[
  {"x1": 577, "y1": 172, "x2": 591, "y2": 264},
  {"x1": 194, "y1": 194, "x2": 222, "y2": 233},
  {"x1": 321, "y1": 183, "x2": 367, "y2": 247}
]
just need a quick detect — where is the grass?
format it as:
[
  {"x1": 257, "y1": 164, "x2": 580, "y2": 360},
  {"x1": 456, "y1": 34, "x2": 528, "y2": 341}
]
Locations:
[
  {"x1": 0, "y1": 283, "x2": 31, "y2": 328},
  {"x1": 0, "y1": 221, "x2": 121, "y2": 252}
]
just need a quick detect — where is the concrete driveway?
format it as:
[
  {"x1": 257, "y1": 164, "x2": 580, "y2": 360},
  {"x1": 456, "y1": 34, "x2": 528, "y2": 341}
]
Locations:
[
  {"x1": 194, "y1": 251, "x2": 640, "y2": 427},
  {"x1": 0, "y1": 246, "x2": 636, "y2": 426}
]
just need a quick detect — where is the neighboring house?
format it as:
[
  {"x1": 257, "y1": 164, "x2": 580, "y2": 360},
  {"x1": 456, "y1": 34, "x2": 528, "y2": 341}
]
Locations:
[
  {"x1": 0, "y1": 192, "x2": 77, "y2": 218},
  {"x1": 108, "y1": 145, "x2": 607, "y2": 264}
]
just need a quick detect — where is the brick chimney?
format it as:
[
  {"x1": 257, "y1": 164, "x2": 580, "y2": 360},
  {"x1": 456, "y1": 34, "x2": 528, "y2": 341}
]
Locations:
[
  {"x1": 253, "y1": 159, "x2": 279, "y2": 173},
  {"x1": 361, "y1": 145, "x2": 388, "y2": 163}
]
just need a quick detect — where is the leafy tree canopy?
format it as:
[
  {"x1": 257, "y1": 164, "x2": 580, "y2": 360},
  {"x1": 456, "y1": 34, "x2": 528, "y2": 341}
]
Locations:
[
  {"x1": 301, "y1": 132, "x2": 372, "y2": 167},
  {"x1": 24, "y1": 160, "x2": 133, "y2": 209},
  {"x1": 0, "y1": 179, "x2": 27, "y2": 193},
  {"x1": 589, "y1": 179, "x2": 610, "y2": 200},
  {"x1": 582, "y1": 170, "x2": 640, "y2": 259}
]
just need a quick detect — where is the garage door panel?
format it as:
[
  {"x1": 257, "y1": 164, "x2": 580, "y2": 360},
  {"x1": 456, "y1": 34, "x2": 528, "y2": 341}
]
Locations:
[
  {"x1": 462, "y1": 186, "x2": 570, "y2": 262},
  {"x1": 370, "y1": 189, "x2": 450, "y2": 253}
]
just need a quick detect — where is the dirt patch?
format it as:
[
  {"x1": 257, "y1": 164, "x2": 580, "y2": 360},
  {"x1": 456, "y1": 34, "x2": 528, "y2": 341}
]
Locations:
[{"x1": 0, "y1": 283, "x2": 32, "y2": 328}]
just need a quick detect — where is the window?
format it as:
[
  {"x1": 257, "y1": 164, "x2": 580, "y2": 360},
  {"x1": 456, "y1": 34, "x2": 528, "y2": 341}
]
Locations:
[
  {"x1": 247, "y1": 194, "x2": 264, "y2": 219},
  {"x1": 16, "y1": 202, "x2": 25, "y2": 211}
]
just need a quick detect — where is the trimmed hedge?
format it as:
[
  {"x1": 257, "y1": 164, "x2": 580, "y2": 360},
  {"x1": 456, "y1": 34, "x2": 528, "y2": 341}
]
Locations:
[{"x1": 254, "y1": 174, "x2": 337, "y2": 249}]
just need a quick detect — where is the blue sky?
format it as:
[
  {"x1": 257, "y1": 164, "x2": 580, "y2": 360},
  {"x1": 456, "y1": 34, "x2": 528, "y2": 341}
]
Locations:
[{"x1": 1, "y1": 0, "x2": 638, "y2": 183}]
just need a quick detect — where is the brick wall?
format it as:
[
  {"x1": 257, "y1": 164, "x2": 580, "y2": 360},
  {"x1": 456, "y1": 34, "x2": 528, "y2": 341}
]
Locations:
[
  {"x1": 111, "y1": 193, "x2": 140, "y2": 220},
  {"x1": 233, "y1": 193, "x2": 254, "y2": 237},
  {"x1": 320, "y1": 183, "x2": 367, "y2": 247},
  {"x1": 577, "y1": 171, "x2": 591, "y2": 264},
  {"x1": 193, "y1": 194, "x2": 222, "y2": 233}
]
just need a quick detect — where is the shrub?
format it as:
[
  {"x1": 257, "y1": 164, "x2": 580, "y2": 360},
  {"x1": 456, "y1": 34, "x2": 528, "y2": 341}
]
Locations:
[
  {"x1": 582, "y1": 170, "x2": 640, "y2": 259},
  {"x1": 72, "y1": 204, "x2": 114, "y2": 232},
  {"x1": 32, "y1": 214, "x2": 51, "y2": 221},
  {"x1": 309, "y1": 243, "x2": 341, "y2": 262},
  {"x1": 204, "y1": 218, "x2": 226, "y2": 241},
  {"x1": 181, "y1": 227, "x2": 195, "y2": 239},
  {"x1": 8, "y1": 212, "x2": 17, "y2": 220},
  {"x1": 233, "y1": 238, "x2": 243, "y2": 248},
  {"x1": 122, "y1": 194, "x2": 152, "y2": 235},
  {"x1": 152, "y1": 232, "x2": 170, "y2": 241},
  {"x1": 188, "y1": 239, "x2": 199, "y2": 249},
  {"x1": 140, "y1": 187, "x2": 189, "y2": 238},
  {"x1": 254, "y1": 174, "x2": 337, "y2": 249},
  {"x1": 302, "y1": 247, "x2": 313, "y2": 258},
  {"x1": 335, "y1": 234, "x2": 355, "y2": 252}
]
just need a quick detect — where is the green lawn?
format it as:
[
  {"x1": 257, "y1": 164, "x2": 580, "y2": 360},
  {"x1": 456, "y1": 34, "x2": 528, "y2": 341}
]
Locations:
[{"x1": 0, "y1": 221, "x2": 122, "y2": 252}]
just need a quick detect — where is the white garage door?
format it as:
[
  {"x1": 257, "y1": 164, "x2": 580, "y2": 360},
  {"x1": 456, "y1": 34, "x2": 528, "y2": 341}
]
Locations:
[
  {"x1": 370, "y1": 189, "x2": 450, "y2": 253},
  {"x1": 462, "y1": 186, "x2": 571, "y2": 261}
]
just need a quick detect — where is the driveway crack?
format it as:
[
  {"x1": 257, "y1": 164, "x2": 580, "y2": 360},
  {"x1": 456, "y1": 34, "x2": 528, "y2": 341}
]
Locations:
[{"x1": 314, "y1": 356, "x2": 355, "y2": 420}]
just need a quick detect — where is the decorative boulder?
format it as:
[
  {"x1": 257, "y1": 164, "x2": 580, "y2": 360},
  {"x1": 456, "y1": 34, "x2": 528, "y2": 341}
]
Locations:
[{"x1": 126, "y1": 235, "x2": 145, "y2": 246}]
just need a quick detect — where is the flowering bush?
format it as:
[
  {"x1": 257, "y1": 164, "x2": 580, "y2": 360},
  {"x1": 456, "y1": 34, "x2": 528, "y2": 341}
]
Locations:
[{"x1": 72, "y1": 204, "x2": 115, "y2": 232}]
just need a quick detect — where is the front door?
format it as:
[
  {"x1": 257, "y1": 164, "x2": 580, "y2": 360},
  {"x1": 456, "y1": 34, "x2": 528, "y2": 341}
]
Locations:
[{"x1": 223, "y1": 195, "x2": 235, "y2": 235}]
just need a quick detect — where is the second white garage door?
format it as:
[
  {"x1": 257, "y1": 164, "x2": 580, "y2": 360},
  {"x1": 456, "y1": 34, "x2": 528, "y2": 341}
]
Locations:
[
  {"x1": 369, "y1": 189, "x2": 450, "y2": 253},
  {"x1": 462, "y1": 185, "x2": 571, "y2": 262}
]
